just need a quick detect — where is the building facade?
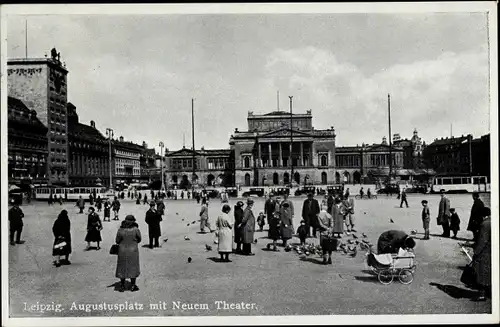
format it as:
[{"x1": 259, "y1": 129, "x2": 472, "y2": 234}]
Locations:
[
  {"x1": 67, "y1": 103, "x2": 110, "y2": 187},
  {"x1": 112, "y1": 137, "x2": 143, "y2": 185},
  {"x1": 7, "y1": 97, "x2": 49, "y2": 189},
  {"x1": 423, "y1": 133, "x2": 490, "y2": 179},
  {"x1": 230, "y1": 110, "x2": 336, "y2": 186},
  {"x1": 7, "y1": 50, "x2": 69, "y2": 185},
  {"x1": 164, "y1": 147, "x2": 233, "y2": 188}
]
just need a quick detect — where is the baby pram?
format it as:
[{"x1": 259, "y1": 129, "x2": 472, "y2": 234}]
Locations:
[{"x1": 366, "y1": 249, "x2": 416, "y2": 285}]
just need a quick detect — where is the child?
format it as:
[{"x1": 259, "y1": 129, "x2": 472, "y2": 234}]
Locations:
[
  {"x1": 297, "y1": 220, "x2": 308, "y2": 246},
  {"x1": 103, "y1": 201, "x2": 111, "y2": 222},
  {"x1": 450, "y1": 208, "x2": 460, "y2": 239},
  {"x1": 421, "y1": 200, "x2": 430, "y2": 240},
  {"x1": 257, "y1": 211, "x2": 266, "y2": 232}
]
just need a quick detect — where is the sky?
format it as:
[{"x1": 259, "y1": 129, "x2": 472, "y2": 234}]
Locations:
[{"x1": 6, "y1": 12, "x2": 491, "y2": 154}]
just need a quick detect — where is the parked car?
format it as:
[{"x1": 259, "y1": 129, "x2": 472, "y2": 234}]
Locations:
[
  {"x1": 242, "y1": 187, "x2": 265, "y2": 197},
  {"x1": 294, "y1": 186, "x2": 316, "y2": 196},
  {"x1": 205, "y1": 189, "x2": 220, "y2": 199},
  {"x1": 224, "y1": 187, "x2": 238, "y2": 198},
  {"x1": 405, "y1": 184, "x2": 428, "y2": 194},
  {"x1": 272, "y1": 187, "x2": 290, "y2": 196},
  {"x1": 376, "y1": 184, "x2": 400, "y2": 195},
  {"x1": 326, "y1": 185, "x2": 344, "y2": 196}
]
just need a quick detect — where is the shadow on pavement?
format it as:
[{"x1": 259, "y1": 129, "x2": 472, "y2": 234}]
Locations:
[
  {"x1": 261, "y1": 247, "x2": 280, "y2": 252},
  {"x1": 299, "y1": 257, "x2": 324, "y2": 265},
  {"x1": 354, "y1": 276, "x2": 379, "y2": 283},
  {"x1": 429, "y1": 282, "x2": 479, "y2": 299},
  {"x1": 207, "y1": 257, "x2": 226, "y2": 263}
]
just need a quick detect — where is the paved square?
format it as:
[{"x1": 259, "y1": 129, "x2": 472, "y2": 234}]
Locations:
[{"x1": 8, "y1": 193, "x2": 491, "y2": 316}]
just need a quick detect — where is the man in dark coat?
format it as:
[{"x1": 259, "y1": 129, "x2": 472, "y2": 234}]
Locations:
[
  {"x1": 437, "y1": 190, "x2": 451, "y2": 237},
  {"x1": 240, "y1": 198, "x2": 256, "y2": 255},
  {"x1": 377, "y1": 230, "x2": 416, "y2": 254},
  {"x1": 264, "y1": 193, "x2": 277, "y2": 237},
  {"x1": 9, "y1": 203, "x2": 25, "y2": 245},
  {"x1": 145, "y1": 202, "x2": 162, "y2": 248},
  {"x1": 301, "y1": 193, "x2": 320, "y2": 237},
  {"x1": 399, "y1": 188, "x2": 409, "y2": 208},
  {"x1": 76, "y1": 196, "x2": 85, "y2": 214},
  {"x1": 234, "y1": 201, "x2": 245, "y2": 253},
  {"x1": 467, "y1": 192, "x2": 485, "y2": 242},
  {"x1": 470, "y1": 207, "x2": 491, "y2": 301}
]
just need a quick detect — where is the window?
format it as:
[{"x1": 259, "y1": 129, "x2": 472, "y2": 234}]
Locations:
[{"x1": 320, "y1": 154, "x2": 328, "y2": 167}]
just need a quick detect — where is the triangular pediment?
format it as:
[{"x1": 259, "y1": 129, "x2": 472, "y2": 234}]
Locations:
[
  {"x1": 168, "y1": 148, "x2": 199, "y2": 156},
  {"x1": 260, "y1": 128, "x2": 312, "y2": 138}
]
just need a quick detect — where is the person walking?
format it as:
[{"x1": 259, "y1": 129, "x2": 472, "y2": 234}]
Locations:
[
  {"x1": 399, "y1": 188, "x2": 409, "y2": 208},
  {"x1": 89, "y1": 193, "x2": 94, "y2": 206},
  {"x1": 450, "y1": 208, "x2": 461, "y2": 239},
  {"x1": 52, "y1": 210, "x2": 72, "y2": 267},
  {"x1": 115, "y1": 215, "x2": 141, "y2": 292},
  {"x1": 58, "y1": 195, "x2": 63, "y2": 205},
  {"x1": 145, "y1": 202, "x2": 162, "y2": 249},
  {"x1": 112, "y1": 196, "x2": 121, "y2": 221},
  {"x1": 469, "y1": 207, "x2": 491, "y2": 301},
  {"x1": 103, "y1": 200, "x2": 111, "y2": 222},
  {"x1": 95, "y1": 196, "x2": 102, "y2": 212},
  {"x1": 301, "y1": 192, "x2": 320, "y2": 238},
  {"x1": 264, "y1": 193, "x2": 277, "y2": 237},
  {"x1": 280, "y1": 201, "x2": 293, "y2": 247},
  {"x1": 76, "y1": 196, "x2": 85, "y2": 214},
  {"x1": 216, "y1": 204, "x2": 234, "y2": 262},
  {"x1": 331, "y1": 196, "x2": 345, "y2": 238},
  {"x1": 344, "y1": 188, "x2": 350, "y2": 199},
  {"x1": 233, "y1": 201, "x2": 245, "y2": 254},
  {"x1": 85, "y1": 207, "x2": 102, "y2": 250},
  {"x1": 437, "y1": 190, "x2": 451, "y2": 237},
  {"x1": 343, "y1": 194, "x2": 356, "y2": 232},
  {"x1": 240, "y1": 198, "x2": 256, "y2": 255},
  {"x1": 143, "y1": 194, "x2": 148, "y2": 205},
  {"x1": 9, "y1": 202, "x2": 25, "y2": 245},
  {"x1": 317, "y1": 204, "x2": 335, "y2": 265},
  {"x1": 48, "y1": 193, "x2": 54, "y2": 206},
  {"x1": 199, "y1": 198, "x2": 214, "y2": 233},
  {"x1": 467, "y1": 192, "x2": 485, "y2": 243},
  {"x1": 421, "y1": 200, "x2": 430, "y2": 240}
]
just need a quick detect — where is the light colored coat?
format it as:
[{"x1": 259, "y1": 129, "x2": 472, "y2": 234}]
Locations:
[
  {"x1": 438, "y1": 196, "x2": 451, "y2": 224},
  {"x1": 216, "y1": 213, "x2": 233, "y2": 253}
]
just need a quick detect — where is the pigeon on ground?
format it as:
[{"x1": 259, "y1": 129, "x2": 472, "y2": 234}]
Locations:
[
  {"x1": 349, "y1": 247, "x2": 358, "y2": 258},
  {"x1": 192, "y1": 221, "x2": 196, "y2": 224},
  {"x1": 355, "y1": 240, "x2": 360, "y2": 245},
  {"x1": 410, "y1": 230, "x2": 417, "y2": 235},
  {"x1": 359, "y1": 242, "x2": 368, "y2": 251},
  {"x1": 187, "y1": 223, "x2": 190, "y2": 226},
  {"x1": 182, "y1": 219, "x2": 185, "y2": 221},
  {"x1": 205, "y1": 244, "x2": 212, "y2": 251},
  {"x1": 187, "y1": 257, "x2": 192, "y2": 263},
  {"x1": 364, "y1": 212, "x2": 366, "y2": 215},
  {"x1": 342, "y1": 247, "x2": 348, "y2": 254},
  {"x1": 184, "y1": 236, "x2": 190, "y2": 241},
  {"x1": 348, "y1": 239, "x2": 354, "y2": 244},
  {"x1": 362, "y1": 233, "x2": 367, "y2": 238},
  {"x1": 176, "y1": 213, "x2": 179, "y2": 215},
  {"x1": 390, "y1": 218, "x2": 394, "y2": 223},
  {"x1": 163, "y1": 238, "x2": 168, "y2": 243},
  {"x1": 352, "y1": 234, "x2": 358, "y2": 239},
  {"x1": 362, "y1": 239, "x2": 370, "y2": 244}
]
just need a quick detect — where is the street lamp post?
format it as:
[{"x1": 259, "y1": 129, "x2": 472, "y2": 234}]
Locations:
[
  {"x1": 105, "y1": 128, "x2": 114, "y2": 190},
  {"x1": 159, "y1": 142, "x2": 164, "y2": 192},
  {"x1": 289, "y1": 96, "x2": 293, "y2": 187}
]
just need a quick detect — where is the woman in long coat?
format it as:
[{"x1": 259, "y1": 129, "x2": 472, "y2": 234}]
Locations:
[
  {"x1": 240, "y1": 198, "x2": 256, "y2": 255},
  {"x1": 317, "y1": 204, "x2": 335, "y2": 264},
  {"x1": 330, "y1": 197, "x2": 345, "y2": 238},
  {"x1": 233, "y1": 201, "x2": 245, "y2": 253},
  {"x1": 199, "y1": 198, "x2": 214, "y2": 233},
  {"x1": 470, "y1": 207, "x2": 491, "y2": 301},
  {"x1": 52, "y1": 209, "x2": 72, "y2": 267},
  {"x1": 115, "y1": 215, "x2": 141, "y2": 292},
  {"x1": 280, "y1": 202, "x2": 293, "y2": 246},
  {"x1": 85, "y1": 207, "x2": 102, "y2": 250},
  {"x1": 216, "y1": 204, "x2": 233, "y2": 262}
]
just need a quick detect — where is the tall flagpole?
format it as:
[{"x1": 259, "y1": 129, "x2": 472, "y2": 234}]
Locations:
[
  {"x1": 25, "y1": 20, "x2": 28, "y2": 58},
  {"x1": 191, "y1": 99, "x2": 196, "y2": 188},
  {"x1": 277, "y1": 91, "x2": 280, "y2": 111},
  {"x1": 388, "y1": 94, "x2": 392, "y2": 183}
]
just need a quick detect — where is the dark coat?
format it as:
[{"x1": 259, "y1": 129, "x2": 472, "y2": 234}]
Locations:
[
  {"x1": 241, "y1": 206, "x2": 256, "y2": 244},
  {"x1": 85, "y1": 213, "x2": 102, "y2": 242},
  {"x1": 115, "y1": 224, "x2": 141, "y2": 279},
  {"x1": 302, "y1": 198, "x2": 320, "y2": 224},
  {"x1": 52, "y1": 216, "x2": 72, "y2": 255},
  {"x1": 156, "y1": 201, "x2": 165, "y2": 216},
  {"x1": 450, "y1": 213, "x2": 460, "y2": 231},
  {"x1": 112, "y1": 199, "x2": 121, "y2": 211},
  {"x1": 377, "y1": 230, "x2": 409, "y2": 254},
  {"x1": 437, "y1": 196, "x2": 451, "y2": 225},
  {"x1": 145, "y1": 208, "x2": 162, "y2": 237},
  {"x1": 76, "y1": 198, "x2": 85, "y2": 209},
  {"x1": 467, "y1": 198, "x2": 485, "y2": 232},
  {"x1": 234, "y1": 206, "x2": 244, "y2": 243},
  {"x1": 280, "y1": 206, "x2": 293, "y2": 240},
  {"x1": 8, "y1": 206, "x2": 24, "y2": 229},
  {"x1": 264, "y1": 199, "x2": 277, "y2": 219},
  {"x1": 472, "y1": 217, "x2": 491, "y2": 287}
]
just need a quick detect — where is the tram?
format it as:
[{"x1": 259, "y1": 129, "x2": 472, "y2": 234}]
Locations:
[
  {"x1": 33, "y1": 186, "x2": 111, "y2": 201},
  {"x1": 431, "y1": 176, "x2": 489, "y2": 194}
]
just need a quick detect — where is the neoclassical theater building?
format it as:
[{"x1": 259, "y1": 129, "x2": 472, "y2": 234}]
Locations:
[{"x1": 230, "y1": 110, "x2": 336, "y2": 186}]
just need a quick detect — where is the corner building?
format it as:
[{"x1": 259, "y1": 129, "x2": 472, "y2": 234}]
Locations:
[
  {"x1": 7, "y1": 55, "x2": 69, "y2": 185},
  {"x1": 230, "y1": 110, "x2": 336, "y2": 186}
]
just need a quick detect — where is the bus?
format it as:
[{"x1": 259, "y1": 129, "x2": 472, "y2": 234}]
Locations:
[
  {"x1": 431, "y1": 176, "x2": 489, "y2": 194},
  {"x1": 34, "y1": 187, "x2": 111, "y2": 201}
]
